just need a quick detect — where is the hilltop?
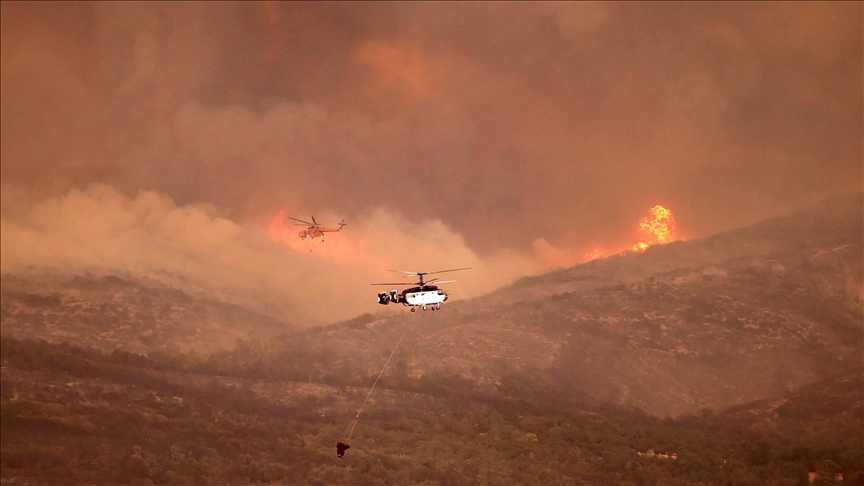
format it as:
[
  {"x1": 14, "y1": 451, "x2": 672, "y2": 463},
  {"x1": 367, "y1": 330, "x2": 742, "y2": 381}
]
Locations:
[{"x1": 0, "y1": 273, "x2": 292, "y2": 356}]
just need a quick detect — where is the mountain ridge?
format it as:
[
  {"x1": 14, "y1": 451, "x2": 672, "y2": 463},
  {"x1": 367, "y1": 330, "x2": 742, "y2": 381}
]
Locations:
[{"x1": 1, "y1": 193, "x2": 862, "y2": 417}]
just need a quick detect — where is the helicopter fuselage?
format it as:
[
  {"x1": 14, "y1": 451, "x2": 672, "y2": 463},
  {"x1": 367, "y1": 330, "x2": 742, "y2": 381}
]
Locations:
[
  {"x1": 298, "y1": 225, "x2": 345, "y2": 239},
  {"x1": 299, "y1": 228, "x2": 323, "y2": 239},
  {"x1": 373, "y1": 268, "x2": 469, "y2": 312},
  {"x1": 377, "y1": 285, "x2": 448, "y2": 311}
]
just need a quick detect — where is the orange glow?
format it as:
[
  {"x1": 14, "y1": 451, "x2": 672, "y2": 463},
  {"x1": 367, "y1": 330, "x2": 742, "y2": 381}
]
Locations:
[
  {"x1": 631, "y1": 205, "x2": 679, "y2": 252},
  {"x1": 268, "y1": 210, "x2": 303, "y2": 249},
  {"x1": 583, "y1": 248, "x2": 606, "y2": 262}
]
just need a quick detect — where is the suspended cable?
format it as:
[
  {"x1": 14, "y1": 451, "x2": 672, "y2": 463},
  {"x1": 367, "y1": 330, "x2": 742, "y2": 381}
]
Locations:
[{"x1": 341, "y1": 327, "x2": 407, "y2": 444}]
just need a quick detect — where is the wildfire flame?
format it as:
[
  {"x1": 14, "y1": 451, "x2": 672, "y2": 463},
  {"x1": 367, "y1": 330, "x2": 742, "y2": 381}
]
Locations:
[
  {"x1": 631, "y1": 204, "x2": 679, "y2": 251},
  {"x1": 577, "y1": 205, "x2": 682, "y2": 263}
]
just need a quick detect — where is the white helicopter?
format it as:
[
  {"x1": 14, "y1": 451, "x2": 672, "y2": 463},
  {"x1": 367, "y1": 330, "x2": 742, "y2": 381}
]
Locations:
[{"x1": 373, "y1": 268, "x2": 471, "y2": 312}]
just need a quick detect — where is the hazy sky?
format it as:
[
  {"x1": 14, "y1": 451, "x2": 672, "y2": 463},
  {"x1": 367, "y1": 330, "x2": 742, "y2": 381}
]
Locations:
[{"x1": 1, "y1": 2, "x2": 861, "y2": 324}]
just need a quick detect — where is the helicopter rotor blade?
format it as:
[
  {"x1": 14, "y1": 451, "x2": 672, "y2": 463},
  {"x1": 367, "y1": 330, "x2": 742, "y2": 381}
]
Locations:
[
  {"x1": 288, "y1": 217, "x2": 313, "y2": 225},
  {"x1": 388, "y1": 270, "x2": 421, "y2": 276},
  {"x1": 430, "y1": 280, "x2": 455, "y2": 284},
  {"x1": 426, "y1": 267, "x2": 472, "y2": 275},
  {"x1": 371, "y1": 283, "x2": 412, "y2": 286},
  {"x1": 311, "y1": 216, "x2": 318, "y2": 225}
]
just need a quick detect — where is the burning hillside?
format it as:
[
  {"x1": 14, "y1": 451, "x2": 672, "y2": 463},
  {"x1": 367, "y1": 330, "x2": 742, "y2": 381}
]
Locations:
[{"x1": 579, "y1": 204, "x2": 684, "y2": 263}]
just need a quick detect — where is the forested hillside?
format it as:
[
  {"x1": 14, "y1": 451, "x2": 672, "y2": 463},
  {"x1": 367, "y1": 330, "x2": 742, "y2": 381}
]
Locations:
[
  {"x1": 1, "y1": 338, "x2": 861, "y2": 485},
  {"x1": 1, "y1": 273, "x2": 291, "y2": 355}
]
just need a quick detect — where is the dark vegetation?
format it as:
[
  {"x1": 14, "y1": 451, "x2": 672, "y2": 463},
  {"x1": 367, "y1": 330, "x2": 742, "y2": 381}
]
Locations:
[{"x1": 2, "y1": 337, "x2": 862, "y2": 485}]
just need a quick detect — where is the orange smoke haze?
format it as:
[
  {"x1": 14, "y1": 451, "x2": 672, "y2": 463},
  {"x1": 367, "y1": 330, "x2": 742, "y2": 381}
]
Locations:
[
  {"x1": 356, "y1": 41, "x2": 434, "y2": 100},
  {"x1": 0, "y1": 4, "x2": 860, "y2": 325},
  {"x1": 2, "y1": 2, "x2": 859, "y2": 261}
]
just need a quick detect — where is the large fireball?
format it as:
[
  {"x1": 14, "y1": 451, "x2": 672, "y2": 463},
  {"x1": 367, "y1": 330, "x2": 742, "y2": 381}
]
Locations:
[{"x1": 632, "y1": 205, "x2": 679, "y2": 251}]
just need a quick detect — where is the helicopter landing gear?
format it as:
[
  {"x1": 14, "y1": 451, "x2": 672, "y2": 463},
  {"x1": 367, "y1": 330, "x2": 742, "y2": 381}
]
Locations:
[
  {"x1": 422, "y1": 305, "x2": 427, "y2": 311},
  {"x1": 435, "y1": 303, "x2": 441, "y2": 310},
  {"x1": 410, "y1": 308, "x2": 416, "y2": 312}
]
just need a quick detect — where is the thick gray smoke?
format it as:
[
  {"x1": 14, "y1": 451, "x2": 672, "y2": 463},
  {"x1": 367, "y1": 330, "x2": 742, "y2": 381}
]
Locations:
[{"x1": 1, "y1": 184, "x2": 539, "y2": 324}]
